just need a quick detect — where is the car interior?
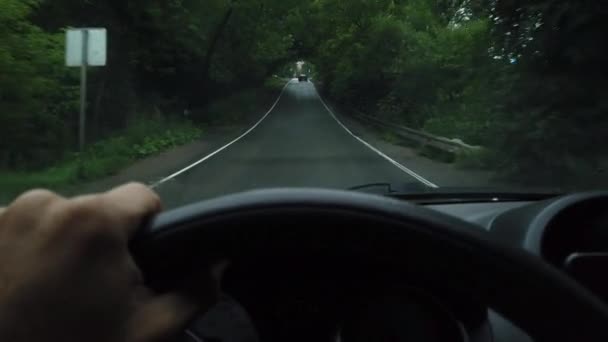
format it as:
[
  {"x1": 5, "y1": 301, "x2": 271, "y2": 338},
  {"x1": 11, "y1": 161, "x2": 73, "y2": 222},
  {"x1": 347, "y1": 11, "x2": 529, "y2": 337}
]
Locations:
[{"x1": 131, "y1": 189, "x2": 608, "y2": 342}]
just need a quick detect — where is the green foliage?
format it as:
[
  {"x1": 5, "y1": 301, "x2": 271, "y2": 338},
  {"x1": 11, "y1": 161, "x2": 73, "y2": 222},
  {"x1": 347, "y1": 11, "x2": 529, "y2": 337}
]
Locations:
[
  {"x1": 455, "y1": 148, "x2": 494, "y2": 170},
  {"x1": 380, "y1": 131, "x2": 399, "y2": 145},
  {"x1": 0, "y1": 164, "x2": 78, "y2": 204},
  {"x1": 310, "y1": 0, "x2": 608, "y2": 187},
  {"x1": 264, "y1": 76, "x2": 289, "y2": 91},
  {"x1": 418, "y1": 144, "x2": 455, "y2": 164},
  {"x1": 0, "y1": 119, "x2": 202, "y2": 202},
  {"x1": 194, "y1": 84, "x2": 283, "y2": 125},
  {"x1": 311, "y1": 0, "x2": 505, "y2": 150},
  {"x1": 82, "y1": 119, "x2": 202, "y2": 176},
  {"x1": 3, "y1": 0, "x2": 608, "y2": 192},
  {"x1": 486, "y1": 0, "x2": 608, "y2": 187},
  {"x1": 0, "y1": 0, "x2": 301, "y2": 173},
  {"x1": 74, "y1": 121, "x2": 202, "y2": 180},
  {"x1": 0, "y1": 0, "x2": 77, "y2": 169}
]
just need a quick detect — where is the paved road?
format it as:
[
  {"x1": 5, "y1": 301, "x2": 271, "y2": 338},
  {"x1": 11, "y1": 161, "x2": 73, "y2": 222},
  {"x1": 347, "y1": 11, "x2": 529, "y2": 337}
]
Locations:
[{"x1": 156, "y1": 80, "x2": 435, "y2": 209}]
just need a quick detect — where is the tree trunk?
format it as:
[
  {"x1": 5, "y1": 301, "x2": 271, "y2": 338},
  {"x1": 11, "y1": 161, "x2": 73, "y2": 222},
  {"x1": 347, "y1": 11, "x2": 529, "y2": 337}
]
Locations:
[{"x1": 201, "y1": 5, "x2": 235, "y2": 82}]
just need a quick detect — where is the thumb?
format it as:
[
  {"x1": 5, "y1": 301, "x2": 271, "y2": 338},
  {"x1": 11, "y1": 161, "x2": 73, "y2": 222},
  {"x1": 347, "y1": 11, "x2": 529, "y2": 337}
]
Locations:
[{"x1": 128, "y1": 293, "x2": 199, "y2": 342}]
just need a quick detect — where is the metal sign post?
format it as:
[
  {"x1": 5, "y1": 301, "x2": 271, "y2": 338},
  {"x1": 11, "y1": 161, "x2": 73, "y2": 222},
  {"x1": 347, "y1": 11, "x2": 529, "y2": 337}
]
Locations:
[
  {"x1": 79, "y1": 30, "x2": 89, "y2": 152},
  {"x1": 66, "y1": 28, "x2": 106, "y2": 152}
]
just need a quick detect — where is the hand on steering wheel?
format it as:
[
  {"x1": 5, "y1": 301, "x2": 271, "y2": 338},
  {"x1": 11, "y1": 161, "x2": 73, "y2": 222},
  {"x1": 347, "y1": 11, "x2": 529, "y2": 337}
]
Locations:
[{"x1": 0, "y1": 183, "x2": 218, "y2": 342}]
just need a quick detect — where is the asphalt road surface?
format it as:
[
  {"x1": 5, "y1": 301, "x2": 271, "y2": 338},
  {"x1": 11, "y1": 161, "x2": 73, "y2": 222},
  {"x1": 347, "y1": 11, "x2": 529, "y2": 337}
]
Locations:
[{"x1": 155, "y1": 80, "x2": 437, "y2": 209}]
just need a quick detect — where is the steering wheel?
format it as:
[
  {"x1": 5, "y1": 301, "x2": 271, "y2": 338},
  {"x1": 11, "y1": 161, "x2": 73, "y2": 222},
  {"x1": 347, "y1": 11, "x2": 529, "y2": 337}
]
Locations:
[{"x1": 131, "y1": 189, "x2": 608, "y2": 341}]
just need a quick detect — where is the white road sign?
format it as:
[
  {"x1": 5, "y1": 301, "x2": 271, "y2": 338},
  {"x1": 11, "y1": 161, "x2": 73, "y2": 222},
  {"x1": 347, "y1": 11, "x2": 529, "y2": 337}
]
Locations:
[
  {"x1": 65, "y1": 28, "x2": 107, "y2": 151},
  {"x1": 66, "y1": 28, "x2": 107, "y2": 67}
]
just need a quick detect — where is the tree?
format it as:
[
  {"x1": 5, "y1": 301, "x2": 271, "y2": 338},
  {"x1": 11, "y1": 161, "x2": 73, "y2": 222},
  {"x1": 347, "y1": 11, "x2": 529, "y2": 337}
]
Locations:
[
  {"x1": 489, "y1": 0, "x2": 608, "y2": 185},
  {"x1": 0, "y1": 0, "x2": 75, "y2": 169}
]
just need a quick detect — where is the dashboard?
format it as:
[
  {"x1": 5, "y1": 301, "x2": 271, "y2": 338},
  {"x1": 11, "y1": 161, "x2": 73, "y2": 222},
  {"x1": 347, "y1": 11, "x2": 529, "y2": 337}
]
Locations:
[
  {"x1": 429, "y1": 192, "x2": 608, "y2": 341},
  {"x1": 184, "y1": 192, "x2": 608, "y2": 342},
  {"x1": 430, "y1": 192, "x2": 608, "y2": 298}
]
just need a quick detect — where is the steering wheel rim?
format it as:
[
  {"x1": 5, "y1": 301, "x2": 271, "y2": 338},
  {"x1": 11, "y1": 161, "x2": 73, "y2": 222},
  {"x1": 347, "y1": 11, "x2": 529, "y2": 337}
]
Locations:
[{"x1": 132, "y1": 188, "x2": 608, "y2": 341}]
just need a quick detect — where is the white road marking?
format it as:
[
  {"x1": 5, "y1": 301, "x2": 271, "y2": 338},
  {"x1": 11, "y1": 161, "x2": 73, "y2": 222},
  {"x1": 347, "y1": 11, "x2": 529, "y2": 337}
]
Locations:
[
  {"x1": 150, "y1": 80, "x2": 294, "y2": 188},
  {"x1": 315, "y1": 88, "x2": 440, "y2": 189},
  {"x1": 184, "y1": 330, "x2": 204, "y2": 342}
]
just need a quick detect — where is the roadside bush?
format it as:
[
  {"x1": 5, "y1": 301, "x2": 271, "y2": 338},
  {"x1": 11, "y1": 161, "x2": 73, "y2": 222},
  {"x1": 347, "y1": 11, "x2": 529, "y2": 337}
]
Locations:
[
  {"x1": 196, "y1": 85, "x2": 280, "y2": 125},
  {"x1": 264, "y1": 76, "x2": 289, "y2": 90},
  {"x1": 0, "y1": 119, "x2": 203, "y2": 203},
  {"x1": 454, "y1": 148, "x2": 494, "y2": 170}
]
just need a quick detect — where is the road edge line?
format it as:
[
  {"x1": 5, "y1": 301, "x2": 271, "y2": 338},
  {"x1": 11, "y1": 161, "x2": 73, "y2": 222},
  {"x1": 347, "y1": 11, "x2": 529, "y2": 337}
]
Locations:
[
  {"x1": 150, "y1": 80, "x2": 294, "y2": 188},
  {"x1": 314, "y1": 88, "x2": 439, "y2": 189}
]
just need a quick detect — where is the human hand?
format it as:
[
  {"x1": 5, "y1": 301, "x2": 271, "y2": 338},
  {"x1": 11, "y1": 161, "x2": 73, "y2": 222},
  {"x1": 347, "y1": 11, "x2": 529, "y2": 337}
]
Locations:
[{"x1": 0, "y1": 183, "x2": 215, "y2": 342}]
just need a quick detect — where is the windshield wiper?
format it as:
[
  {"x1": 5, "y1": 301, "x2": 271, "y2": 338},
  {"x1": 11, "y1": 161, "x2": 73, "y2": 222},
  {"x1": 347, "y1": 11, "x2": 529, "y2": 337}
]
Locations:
[
  {"x1": 390, "y1": 191, "x2": 561, "y2": 204},
  {"x1": 349, "y1": 182, "x2": 398, "y2": 193},
  {"x1": 349, "y1": 183, "x2": 561, "y2": 203}
]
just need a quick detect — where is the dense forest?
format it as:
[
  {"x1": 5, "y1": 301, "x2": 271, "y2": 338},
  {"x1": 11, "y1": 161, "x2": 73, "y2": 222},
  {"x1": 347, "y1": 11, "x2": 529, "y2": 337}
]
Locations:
[{"x1": 2, "y1": 0, "x2": 608, "y2": 192}]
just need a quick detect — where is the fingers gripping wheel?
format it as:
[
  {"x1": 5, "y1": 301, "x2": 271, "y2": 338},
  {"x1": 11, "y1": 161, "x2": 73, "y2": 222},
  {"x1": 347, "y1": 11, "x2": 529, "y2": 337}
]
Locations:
[{"x1": 131, "y1": 189, "x2": 608, "y2": 342}]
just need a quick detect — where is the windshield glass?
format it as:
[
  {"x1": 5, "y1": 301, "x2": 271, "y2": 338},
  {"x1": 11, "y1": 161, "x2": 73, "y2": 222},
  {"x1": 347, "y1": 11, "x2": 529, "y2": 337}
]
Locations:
[{"x1": 1, "y1": 0, "x2": 604, "y2": 208}]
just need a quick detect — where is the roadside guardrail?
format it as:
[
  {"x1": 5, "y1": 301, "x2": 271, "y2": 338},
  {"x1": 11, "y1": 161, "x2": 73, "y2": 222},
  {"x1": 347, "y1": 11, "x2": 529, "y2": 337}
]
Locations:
[{"x1": 350, "y1": 110, "x2": 481, "y2": 155}]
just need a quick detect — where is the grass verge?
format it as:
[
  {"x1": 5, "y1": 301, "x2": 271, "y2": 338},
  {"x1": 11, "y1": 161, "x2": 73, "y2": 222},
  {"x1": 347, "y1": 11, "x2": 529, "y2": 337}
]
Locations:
[
  {"x1": 0, "y1": 120, "x2": 202, "y2": 203},
  {"x1": 380, "y1": 130, "x2": 400, "y2": 145},
  {"x1": 454, "y1": 148, "x2": 494, "y2": 170},
  {"x1": 417, "y1": 144, "x2": 456, "y2": 163}
]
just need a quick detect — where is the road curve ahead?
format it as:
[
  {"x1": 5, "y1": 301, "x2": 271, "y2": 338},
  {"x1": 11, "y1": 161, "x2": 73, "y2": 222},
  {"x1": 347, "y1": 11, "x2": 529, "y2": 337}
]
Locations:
[{"x1": 156, "y1": 81, "x2": 436, "y2": 209}]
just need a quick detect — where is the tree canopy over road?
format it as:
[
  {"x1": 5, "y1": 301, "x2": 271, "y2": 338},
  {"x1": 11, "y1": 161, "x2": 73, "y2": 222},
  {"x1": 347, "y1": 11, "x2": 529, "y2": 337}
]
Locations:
[{"x1": 2, "y1": 0, "x2": 607, "y2": 189}]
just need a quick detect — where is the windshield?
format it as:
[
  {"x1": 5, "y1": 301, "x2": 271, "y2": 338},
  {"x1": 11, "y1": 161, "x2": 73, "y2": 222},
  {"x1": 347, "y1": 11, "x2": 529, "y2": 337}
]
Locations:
[{"x1": 1, "y1": 0, "x2": 604, "y2": 208}]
